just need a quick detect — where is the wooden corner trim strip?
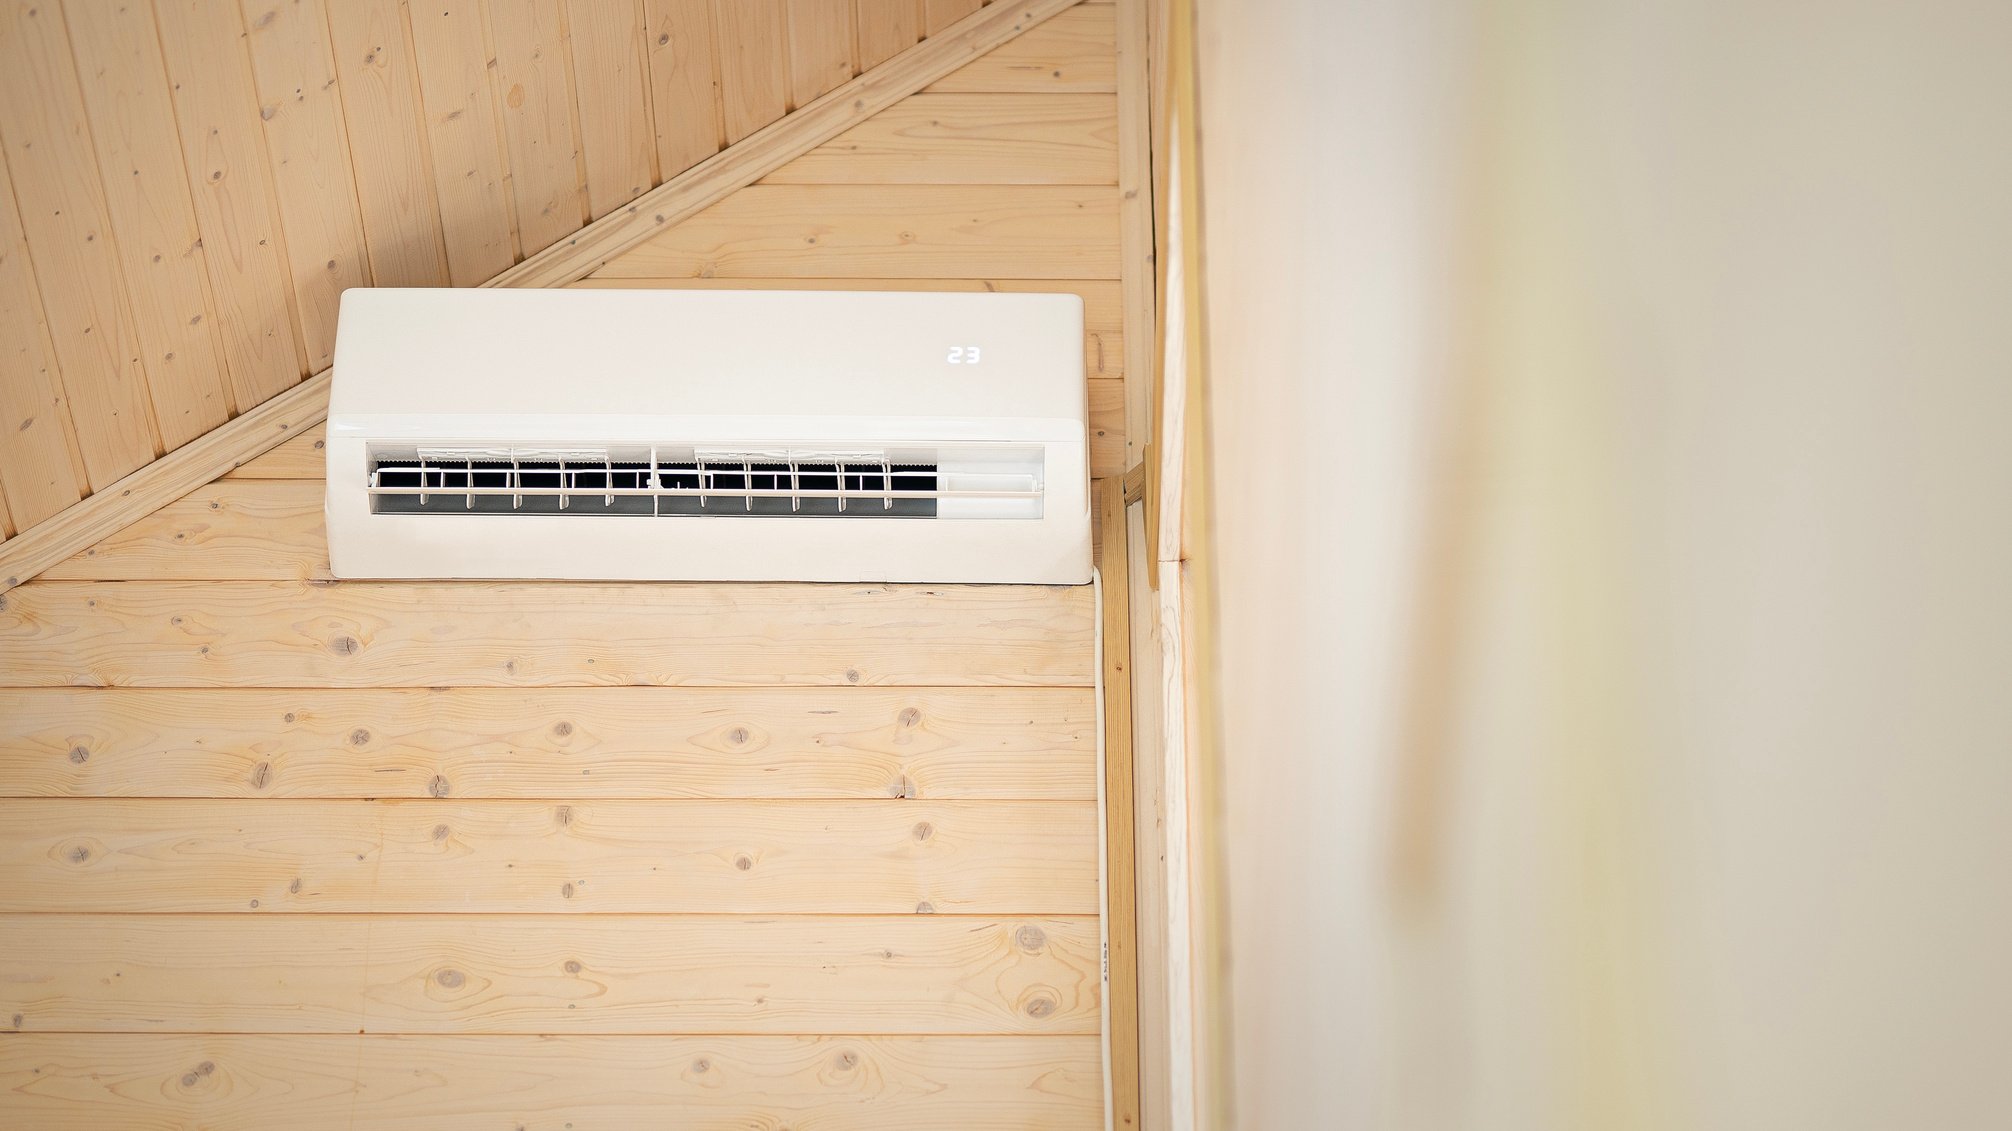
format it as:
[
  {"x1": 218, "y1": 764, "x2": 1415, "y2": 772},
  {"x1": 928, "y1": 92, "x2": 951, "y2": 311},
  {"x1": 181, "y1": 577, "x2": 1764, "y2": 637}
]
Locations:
[{"x1": 0, "y1": 0, "x2": 1082, "y2": 590}]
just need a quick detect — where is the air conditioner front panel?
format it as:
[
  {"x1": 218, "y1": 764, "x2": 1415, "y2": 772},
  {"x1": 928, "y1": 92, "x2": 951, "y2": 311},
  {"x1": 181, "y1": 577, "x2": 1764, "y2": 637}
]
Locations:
[{"x1": 326, "y1": 289, "x2": 1090, "y2": 583}]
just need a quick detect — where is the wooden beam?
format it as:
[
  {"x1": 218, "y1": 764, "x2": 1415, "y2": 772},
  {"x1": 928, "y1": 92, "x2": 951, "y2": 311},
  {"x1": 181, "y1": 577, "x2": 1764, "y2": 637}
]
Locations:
[
  {"x1": 0, "y1": 1034, "x2": 1105, "y2": 1130},
  {"x1": 0, "y1": 0, "x2": 1085, "y2": 589},
  {"x1": 1097, "y1": 481, "x2": 1143, "y2": 1129}
]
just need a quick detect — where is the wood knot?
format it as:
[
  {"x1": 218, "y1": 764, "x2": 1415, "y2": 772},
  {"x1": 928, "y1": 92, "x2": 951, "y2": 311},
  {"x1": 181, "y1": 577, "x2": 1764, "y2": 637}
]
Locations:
[
  {"x1": 1024, "y1": 995, "x2": 1057, "y2": 1018},
  {"x1": 561, "y1": 882, "x2": 575, "y2": 898},
  {"x1": 288, "y1": 878, "x2": 302, "y2": 894},
  {"x1": 428, "y1": 775, "x2": 450, "y2": 798},
  {"x1": 1015, "y1": 925, "x2": 1048, "y2": 952},
  {"x1": 434, "y1": 968, "x2": 465, "y2": 988},
  {"x1": 844, "y1": 668, "x2": 861, "y2": 684},
  {"x1": 692, "y1": 1058, "x2": 710, "y2": 1074},
  {"x1": 727, "y1": 726, "x2": 749, "y2": 745},
  {"x1": 564, "y1": 959, "x2": 582, "y2": 974},
  {"x1": 251, "y1": 762, "x2": 271, "y2": 790},
  {"x1": 556, "y1": 805, "x2": 573, "y2": 825},
  {"x1": 67, "y1": 745, "x2": 89, "y2": 764},
  {"x1": 8, "y1": 1014, "x2": 19, "y2": 1029},
  {"x1": 835, "y1": 1050, "x2": 858, "y2": 1070},
  {"x1": 198, "y1": 1061, "x2": 214, "y2": 1076},
  {"x1": 734, "y1": 854, "x2": 753, "y2": 871},
  {"x1": 180, "y1": 1071, "x2": 200, "y2": 1088},
  {"x1": 349, "y1": 728, "x2": 370, "y2": 745},
  {"x1": 328, "y1": 635, "x2": 359, "y2": 656},
  {"x1": 432, "y1": 824, "x2": 450, "y2": 841},
  {"x1": 552, "y1": 720, "x2": 573, "y2": 737},
  {"x1": 911, "y1": 821, "x2": 933, "y2": 841},
  {"x1": 283, "y1": 712, "x2": 297, "y2": 723},
  {"x1": 897, "y1": 707, "x2": 921, "y2": 727},
  {"x1": 888, "y1": 775, "x2": 915, "y2": 799},
  {"x1": 915, "y1": 901, "x2": 934, "y2": 914},
  {"x1": 67, "y1": 845, "x2": 89, "y2": 864}
]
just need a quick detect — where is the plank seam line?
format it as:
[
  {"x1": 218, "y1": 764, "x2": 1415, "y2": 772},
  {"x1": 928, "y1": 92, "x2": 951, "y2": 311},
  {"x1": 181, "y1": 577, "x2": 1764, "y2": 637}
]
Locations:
[{"x1": 0, "y1": 0, "x2": 1087, "y2": 590}]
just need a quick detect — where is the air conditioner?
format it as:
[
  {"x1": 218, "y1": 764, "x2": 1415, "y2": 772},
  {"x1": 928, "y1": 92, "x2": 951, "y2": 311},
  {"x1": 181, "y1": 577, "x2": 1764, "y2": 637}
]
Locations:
[{"x1": 324, "y1": 287, "x2": 1091, "y2": 584}]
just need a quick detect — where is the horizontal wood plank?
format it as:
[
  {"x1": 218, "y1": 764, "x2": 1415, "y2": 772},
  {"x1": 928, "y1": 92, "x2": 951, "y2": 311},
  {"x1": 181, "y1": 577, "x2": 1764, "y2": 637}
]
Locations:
[
  {"x1": 0, "y1": 1034, "x2": 1103, "y2": 1130},
  {"x1": 44, "y1": 481, "x2": 328, "y2": 581},
  {"x1": 0, "y1": 687, "x2": 1096, "y2": 799},
  {"x1": 925, "y1": 5, "x2": 1116, "y2": 93},
  {"x1": 0, "y1": 580, "x2": 1095, "y2": 688},
  {"x1": 594, "y1": 184, "x2": 1120, "y2": 278},
  {"x1": 220, "y1": 425, "x2": 325, "y2": 478},
  {"x1": 0, "y1": 914, "x2": 1100, "y2": 1034},
  {"x1": 761, "y1": 92, "x2": 1118, "y2": 184},
  {"x1": 0, "y1": 798, "x2": 1099, "y2": 914}
]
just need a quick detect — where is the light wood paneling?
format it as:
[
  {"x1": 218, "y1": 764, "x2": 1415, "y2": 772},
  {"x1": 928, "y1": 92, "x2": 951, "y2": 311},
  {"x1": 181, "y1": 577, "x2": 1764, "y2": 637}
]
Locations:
[
  {"x1": 762, "y1": 91, "x2": 1118, "y2": 184},
  {"x1": 221, "y1": 424, "x2": 325, "y2": 477},
  {"x1": 0, "y1": 913, "x2": 1102, "y2": 1034},
  {"x1": 408, "y1": 0, "x2": 520, "y2": 283},
  {"x1": 64, "y1": 0, "x2": 233, "y2": 446},
  {"x1": 565, "y1": 0, "x2": 658, "y2": 218},
  {"x1": 0, "y1": 1035, "x2": 1103, "y2": 1130},
  {"x1": 713, "y1": 0, "x2": 791, "y2": 143},
  {"x1": 153, "y1": 0, "x2": 306, "y2": 408},
  {"x1": 43, "y1": 479, "x2": 329, "y2": 581},
  {"x1": 927, "y1": 3, "x2": 1116, "y2": 92},
  {"x1": 239, "y1": 0, "x2": 373, "y2": 371},
  {"x1": 0, "y1": 798, "x2": 1098, "y2": 913},
  {"x1": 643, "y1": 0, "x2": 722, "y2": 179},
  {"x1": 325, "y1": 0, "x2": 451, "y2": 287},
  {"x1": 855, "y1": 0, "x2": 920, "y2": 69},
  {"x1": 490, "y1": 0, "x2": 589, "y2": 253},
  {"x1": 927, "y1": 0, "x2": 987, "y2": 36},
  {"x1": 600, "y1": 183, "x2": 1120, "y2": 277},
  {"x1": 787, "y1": 0, "x2": 856, "y2": 107},
  {"x1": 0, "y1": 0, "x2": 159, "y2": 487},
  {"x1": 0, "y1": 686, "x2": 1096, "y2": 799},
  {"x1": 0, "y1": 579, "x2": 1096, "y2": 687},
  {"x1": 0, "y1": 154, "x2": 85, "y2": 527}
]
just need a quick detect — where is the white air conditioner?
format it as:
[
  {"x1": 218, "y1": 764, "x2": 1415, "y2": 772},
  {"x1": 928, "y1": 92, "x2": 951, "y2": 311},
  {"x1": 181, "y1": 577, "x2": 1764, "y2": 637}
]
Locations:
[{"x1": 324, "y1": 287, "x2": 1091, "y2": 583}]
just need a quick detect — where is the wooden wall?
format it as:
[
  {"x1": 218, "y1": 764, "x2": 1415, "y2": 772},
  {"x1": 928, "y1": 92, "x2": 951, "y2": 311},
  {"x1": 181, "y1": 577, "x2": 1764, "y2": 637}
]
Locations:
[{"x1": 0, "y1": 0, "x2": 997, "y2": 541}]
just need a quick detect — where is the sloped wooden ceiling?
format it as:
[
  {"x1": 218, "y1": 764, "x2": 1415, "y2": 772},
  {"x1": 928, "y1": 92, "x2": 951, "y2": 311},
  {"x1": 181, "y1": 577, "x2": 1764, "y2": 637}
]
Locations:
[{"x1": 0, "y1": 0, "x2": 1019, "y2": 541}]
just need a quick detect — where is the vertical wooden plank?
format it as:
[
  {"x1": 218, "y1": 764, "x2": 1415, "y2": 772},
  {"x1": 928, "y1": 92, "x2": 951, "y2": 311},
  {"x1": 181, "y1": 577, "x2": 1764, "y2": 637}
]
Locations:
[
  {"x1": 489, "y1": 0, "x2": 587, "y2": 253},
  {"x1": 854, "y1": 0, "x2": 919, "y2": 70},
  {"x1": 324, "y1": 0, "x2": 450, "y2": 286},
  {"x1": 408, "y1": 0, "x2": 518, "y2": 283},
  {"x1": 785, "y1": 0, "x2": 852, "y2": 108},
  {"x1": 239, "y1": 0, "x2": 372, "y2": 371},
  {"x1": 154, "y1": 0, "x2": 307, "y2": 410},
  {"x1": 711, "y1": 0, "x2": 788, "y2": 144},
  {"x1": 1116, "y1": 0, "x2": 1152, "y2": 468},
  {"x1": 565, "y1": 0, "x2": 656, "y2": 218},
  {"x1": 0, "y1": 149, "x2": 86, "y2": 528},
  {"x1": 0, "y1": 468, "x2": 12, "y2": 538},
  {"x1": 925, "y1": 0, "x2": 983, "y2": 36},
  {"x1": 63, "y1": 0, "x2": 234, "y2": 448},
  {"x1": 642, "y1": 0, "x2": 720, "y2": 180},
  {"x1": 0, "y1": 0, "x2": 159, "y2": 487},
  {"x1": 1098, "y1": 480, "x2": 1143, "y2": 1131}
]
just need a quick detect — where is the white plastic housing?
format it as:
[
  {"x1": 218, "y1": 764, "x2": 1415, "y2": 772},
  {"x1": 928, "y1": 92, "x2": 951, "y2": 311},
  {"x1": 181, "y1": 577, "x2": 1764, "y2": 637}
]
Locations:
[{"x1": 325, "y1": 287, "x2": 1091, "y2": 583}]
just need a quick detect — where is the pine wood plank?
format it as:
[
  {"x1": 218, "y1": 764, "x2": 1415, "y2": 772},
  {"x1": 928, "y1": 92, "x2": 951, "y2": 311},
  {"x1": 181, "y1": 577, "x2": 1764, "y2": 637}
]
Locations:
[
  {"x1": 0, "y1": 1, "x2": 159, "y2": 487},
  {"x1": 239, "y1": 0, "x2": 373, "y2": 371},
  {"x1": 596, "y1": 183, "x2": 1120, "y2": 278},
  {"x1": 927, "y1": 0, "x2": 987, "y2": 36},
  {"x1": 642, "y1": 0, "x2": 722, "y2": 181},
  {"x1": 153, "y1": 0, "x2": 308, "y2": 409},
  {"x1": 0, "y1": 151, "x2": 85, "y2": 528},
  {"x1": 786, "y1": 0, "x2": 854, "y2": 108},
  {"x1": 324, "y1": 0, "x2": 451, "y2": 286},
  {"x1": 0, "y1": 474, "x2": 11, "y2": 539},
  {"x1": 0, "y1": 797, "x2": 1098, "y2": 913},
  {"x1": 1116, "y1": 0, "x2": 1152, "y2": 470},
  {"x1": 854, "y1": 0, "x2": 920, "y2": 70},
  {"x1": 0, "y1": 1034, "x2": 1103, "y2": 1130},
  {"x1": 0, "y1": 913, "x2": 1101, "y2": 1034},
  {"x1": 565, "y1": 0, "x2": 658, "y2": 218},
  {"x1": 575, "y1": 275, "x2": 1123, "y2": 377},
  {"x1": 64, "y1": 0, "x2": 234, "y2": 445},
  {"x1": 489, "y1": 0, "x2": 589, "y2": 254},
  {"x1": 487, "y1": 0, "x2": 1084, "y2": 288},
  {"x1": 408, "y1": 0, "x2": 520, "y2": 283},
  {"x1": 42, "y1": 480, "x2": 328, "y2": 581},
  {"x1": 220, "y1": 423, "x2": 325, "y2": 478},
  {"x1": 927, "y1": 3, "x2": 1114, "y2": 92},
  {"x1": 0, "y1": 686, "x2": 1096, "y2": 799},
  {"x1": 0, "y1": 374, "x2": 325, "y2": 591},
  {"x1": 0, "y1": 579, "x2": 1096, "y2": 687},
  {"x1": 760, "y1": 91, "x2": 1117, "y2": 184},
  {"x1": 713, "y1": 0, "x2": 790, "y2": 142},
  {"x1": 1097, "y1": 481, "x2": 1142, "y2": 1129}
]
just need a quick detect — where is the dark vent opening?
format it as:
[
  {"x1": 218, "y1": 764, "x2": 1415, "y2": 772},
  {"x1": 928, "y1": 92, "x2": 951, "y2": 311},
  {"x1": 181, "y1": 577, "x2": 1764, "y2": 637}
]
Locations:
[{"x1": 369, "y1": 454, "x2": 942, "y2": 518}]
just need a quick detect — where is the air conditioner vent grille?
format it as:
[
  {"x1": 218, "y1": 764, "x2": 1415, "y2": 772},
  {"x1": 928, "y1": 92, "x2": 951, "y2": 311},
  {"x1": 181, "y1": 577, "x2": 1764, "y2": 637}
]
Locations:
[{"x1": 366, "y1": 447, "x2": 1040, "y2": 519}]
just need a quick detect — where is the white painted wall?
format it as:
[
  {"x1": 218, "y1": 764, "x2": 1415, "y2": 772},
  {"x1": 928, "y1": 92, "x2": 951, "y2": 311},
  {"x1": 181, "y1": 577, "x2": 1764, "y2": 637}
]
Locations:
[{"x1": 1193, "y1": 1, "x2": 2012, "y2": 1127}]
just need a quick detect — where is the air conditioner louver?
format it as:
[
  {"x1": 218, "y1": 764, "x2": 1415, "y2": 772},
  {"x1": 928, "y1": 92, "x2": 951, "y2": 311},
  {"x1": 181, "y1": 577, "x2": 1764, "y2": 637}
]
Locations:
[{"x1": 326, "y1": 288, "x2": 1090, "y2": 583}]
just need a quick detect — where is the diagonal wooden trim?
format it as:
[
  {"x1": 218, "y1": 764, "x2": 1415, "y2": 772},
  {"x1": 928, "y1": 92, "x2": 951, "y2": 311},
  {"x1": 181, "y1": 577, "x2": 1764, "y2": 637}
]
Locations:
[
  {"x1": 0, "y1": 0, "x2": 1082, "y2": 590},
  {"x1": 483, "y1": 0, "x2": 1087, "y2": 289}
]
